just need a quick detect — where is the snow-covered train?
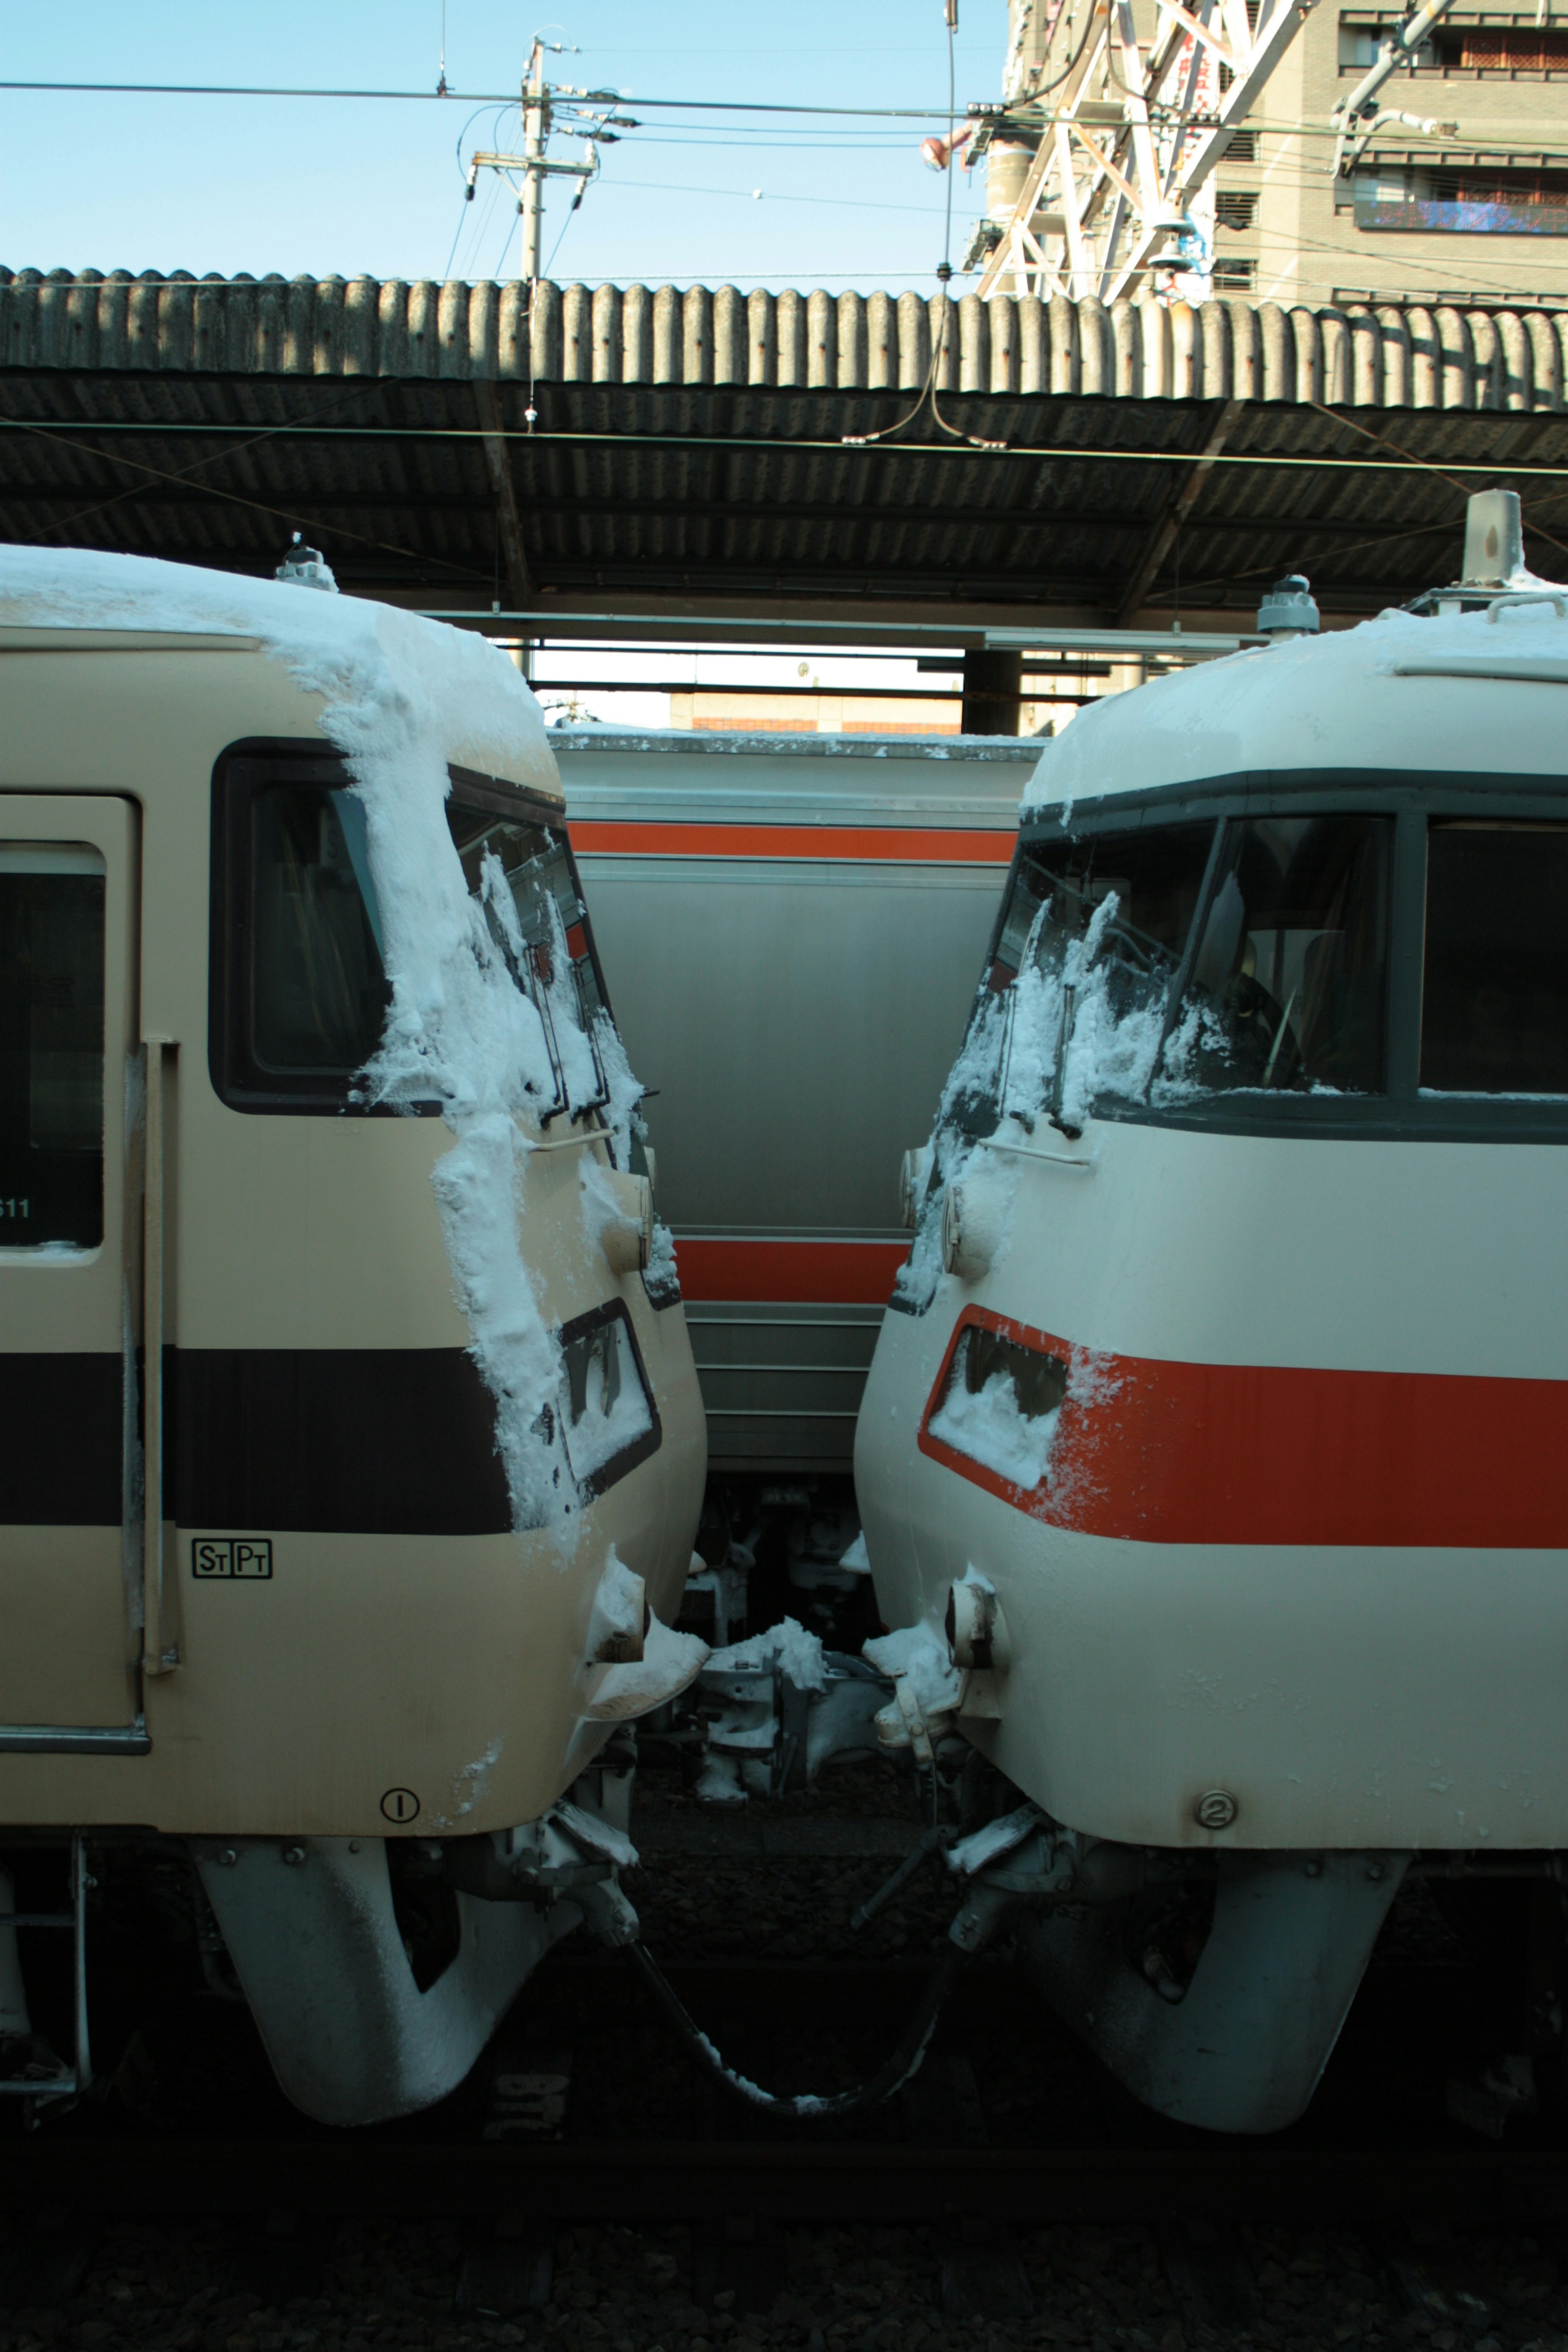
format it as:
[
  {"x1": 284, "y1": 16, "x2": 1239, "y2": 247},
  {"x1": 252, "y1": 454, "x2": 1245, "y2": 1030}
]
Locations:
[
  {"x1": 0, "y1": 546, "x2": 706, "y2": 2124},
  {"x1": 8, "y1": 490, "x2": 1565, "y2": 2145},
  {"x1": 855, "y1": 494, "x2": 1568, "y2": 2132}
]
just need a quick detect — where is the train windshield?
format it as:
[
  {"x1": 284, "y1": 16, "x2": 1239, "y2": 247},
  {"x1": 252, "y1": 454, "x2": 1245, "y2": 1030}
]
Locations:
[
  {"x1": 967, "y1": 811, "x2": 1391, "y2": 1127},
  {"x1": 251, "y1": 786, "x2": 389, "y2": 1076},
  {"x1": 1422, "y1": 822, "x2": 1568, "y2": 1094},
  {"x1": 225, "y1": 766, "x2": 611, "y2": 1117},
  {"x1": 445, "y1": 799, "x2": 612, "y2": 1121}
]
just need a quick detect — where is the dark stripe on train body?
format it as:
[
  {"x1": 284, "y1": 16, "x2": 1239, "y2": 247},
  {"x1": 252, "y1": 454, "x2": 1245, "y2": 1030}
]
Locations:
[
  {"x1": 172, "y1": 1349, "x2": 513, "y2": 1535},
  {"x1": 1, "y1": 1350, "x2": 512, "y2": 1535},
  {"x1": 0, "y1": 1354, "x2": 122, "y2": 1526}
]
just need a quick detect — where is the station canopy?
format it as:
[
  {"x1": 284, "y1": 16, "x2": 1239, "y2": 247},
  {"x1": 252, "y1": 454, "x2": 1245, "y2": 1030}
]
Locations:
[{"x1": 2, "y1": 268, "x2": 1566, "y2": 643}]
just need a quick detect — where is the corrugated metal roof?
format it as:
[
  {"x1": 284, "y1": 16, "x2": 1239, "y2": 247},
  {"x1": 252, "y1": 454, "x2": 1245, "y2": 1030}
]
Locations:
[
  {"x1": 2, "y1": 268, "x2": 1565, "y2": 409},
  {"x1": 2, "y1": 268, "x2": 1564, "y2": 624}
]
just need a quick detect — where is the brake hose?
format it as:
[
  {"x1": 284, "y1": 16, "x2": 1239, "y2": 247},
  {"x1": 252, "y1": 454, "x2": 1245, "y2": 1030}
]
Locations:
[{"x1": 624, "y1": 1938, "x2": 968, "y2": 2121}]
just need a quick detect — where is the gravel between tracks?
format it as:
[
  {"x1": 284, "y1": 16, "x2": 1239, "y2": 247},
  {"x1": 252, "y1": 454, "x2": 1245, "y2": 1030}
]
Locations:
[
  {"x1": 628, "y1": 1763, "x2": 951, "y2": 1967},
  {"x1": 5, "y1": 2215, "x2": 1568, "y2": 2352}
]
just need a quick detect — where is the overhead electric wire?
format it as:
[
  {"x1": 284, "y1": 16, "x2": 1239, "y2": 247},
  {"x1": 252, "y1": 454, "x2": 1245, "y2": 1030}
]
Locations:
[
  {"x1": 14, "y1": 373, "x2": 403, "y2": 544},
  {"x1": 601, "y1": 177, "x2": 960, "y2": 216},
  {"x1": 0, "y1": 78, "x2": 969, "y2": 118},
  {"x1": 8, "y1": 423, "x2": 1563, "y2": 482},
  {"x1": 4, "y1": 414, "x2": 490, "y2": 578}
]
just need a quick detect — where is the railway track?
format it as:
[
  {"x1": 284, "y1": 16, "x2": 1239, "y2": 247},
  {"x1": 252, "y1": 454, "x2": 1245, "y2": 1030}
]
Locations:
[
  {"x1": 3, "y1": 1955, "x2": 1564, "y2": 2236},
  {"x1": 1, "y1": 2132, "x2": 1566, "y2": 2227}
]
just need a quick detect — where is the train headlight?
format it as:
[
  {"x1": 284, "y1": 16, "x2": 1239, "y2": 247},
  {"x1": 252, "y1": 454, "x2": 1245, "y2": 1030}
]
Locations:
[
  {"x1": 945, "y1": 1570, "x2": 1011, "y2": 1673},
  {"x1": 940, "y1": 1174, "x2": 1009, "y2": 1282},
  {"x1": 899, "y1": 1144, "x2": 934, "y2": 1231},
  {"x1": 599, "y1": 1171, "x2": 655, "y2": 1274}
]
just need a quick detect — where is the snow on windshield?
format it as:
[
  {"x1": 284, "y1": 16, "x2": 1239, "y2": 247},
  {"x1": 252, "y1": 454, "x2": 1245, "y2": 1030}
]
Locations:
[
  {"x1": 893, "y1": 884, "x2": 1200, "y2": 1312},
  {"x1": 929, "y1": 1364, "x2": 1060, "y2": 1490},
  {"x1": 0, "y1": 546, "x2": 643, "y2": 1541}
]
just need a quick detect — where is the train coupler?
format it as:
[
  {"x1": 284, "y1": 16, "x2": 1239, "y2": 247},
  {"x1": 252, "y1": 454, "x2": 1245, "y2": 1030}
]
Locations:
[{"x1": 693, "y1": 1622, "x2": 891, "y2": 1802}]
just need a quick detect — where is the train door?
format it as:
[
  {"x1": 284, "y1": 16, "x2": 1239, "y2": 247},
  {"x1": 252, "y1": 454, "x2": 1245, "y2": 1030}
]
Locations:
[{"x1": 0, "y1": 796, "x2": 145, "y2": 1747}]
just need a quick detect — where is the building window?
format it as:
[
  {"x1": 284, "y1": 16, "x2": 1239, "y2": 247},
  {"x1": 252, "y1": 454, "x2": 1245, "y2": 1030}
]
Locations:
[
  {"x1": 1340, "y1": 18, "x2": 1434, "y2": 66},
  {"x1": 1213, "y1": 257, "x2": 1258, "y2": 289},
  {"x1": 1224, "y1": 130, "x2": 1259, "y2": 161},
  {"x1": 1341, "y1": 16, "x2": 1568, "y2": 70},
  {"x1": 1432, "y1": 24, "x2": 1568, "y2": 68},
  {"x1": 1354, "y1": 164, "x2": 1568, "y2": 233},
  {"x1": 1216, "y1": 191, "x2": 1258, "y2": 229}
]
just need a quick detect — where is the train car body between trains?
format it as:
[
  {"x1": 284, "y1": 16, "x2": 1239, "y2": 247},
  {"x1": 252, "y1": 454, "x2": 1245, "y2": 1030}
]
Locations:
[
  {"x1": 0, "y1": 547, "x2": 706, "y2": 2126},
  {"x1": 555, "y1": 728, "x2": 1036, "y2": 1495},
  {"x1": 856, "y1": 541, "x2": 1568, "y2": 2131}
]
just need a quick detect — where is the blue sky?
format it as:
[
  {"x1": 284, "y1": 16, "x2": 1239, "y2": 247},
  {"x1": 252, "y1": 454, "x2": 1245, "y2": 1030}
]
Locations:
[{"x1": 3, "y1": 1, "x2": 1003, "y2": 290}]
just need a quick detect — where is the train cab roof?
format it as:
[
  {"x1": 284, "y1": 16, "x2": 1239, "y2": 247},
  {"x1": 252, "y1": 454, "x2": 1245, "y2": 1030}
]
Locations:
[
  {"x1": 1022, "y1": 595, "x2": 1568, "y2": 833},
  {"x1": 0, "y1": 543, "x2": 563, "y2": 814}
]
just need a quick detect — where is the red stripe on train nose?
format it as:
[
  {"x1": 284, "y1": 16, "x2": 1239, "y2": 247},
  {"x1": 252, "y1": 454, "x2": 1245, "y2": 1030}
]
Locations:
[{"x1": 918, "y1": 1305, "x2": 1568, "y2": 1550}]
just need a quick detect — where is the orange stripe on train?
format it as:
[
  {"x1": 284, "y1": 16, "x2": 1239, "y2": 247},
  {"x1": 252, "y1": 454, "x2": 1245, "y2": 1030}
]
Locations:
[
  {"x1": 673, "y1": 1237, "x2": 906, "y2": 1305},
  {"x1": 570, "y1": 822, "x2": 1014, "y2": 864},
  {"x1": 919, "y1": 1305, "x2": 1568, "y2": 1551}
]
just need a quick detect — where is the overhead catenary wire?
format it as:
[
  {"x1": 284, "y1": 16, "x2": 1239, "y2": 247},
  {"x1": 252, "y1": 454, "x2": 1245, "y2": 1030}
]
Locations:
[
  {"x1": 837, "y1": 11, "x2": 1001, "y2": 457},
  {"x1": 0, "y1": 79, "x2": 975, "y2": 118},
  {"x1": 9, "y1": 415, "x2": 1568, "y2": 482}
]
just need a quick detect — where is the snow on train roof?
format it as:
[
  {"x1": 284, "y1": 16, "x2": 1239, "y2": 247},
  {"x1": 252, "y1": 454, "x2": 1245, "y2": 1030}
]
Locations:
[
  {"x1": 0, "y1": 543, "x2": 622, "y2": 1552},
  {"x1": 1021, "y1": 597, "x2": 1568, "y2": 819},
  {"x1": 0, "y1": 543, "x2": 560, "y2": 802}
]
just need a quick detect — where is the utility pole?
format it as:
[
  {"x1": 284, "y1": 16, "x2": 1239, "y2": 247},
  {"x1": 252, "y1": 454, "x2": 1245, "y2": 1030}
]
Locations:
[
  {"x1": 519, "y1": 37, "x2": 548, "y2": 282},
  {"x1": 465, "y1": 36, "x2": 637, "y2": 287}
]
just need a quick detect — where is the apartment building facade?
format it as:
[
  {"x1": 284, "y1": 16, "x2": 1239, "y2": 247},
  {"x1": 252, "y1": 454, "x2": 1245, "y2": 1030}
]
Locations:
[
  {"x1": 1213, "y1": 2, "x2": 1568, "y2": 306},
  {"x1": 984, "y1": 0, "x2": 1567, "y2": 309}
]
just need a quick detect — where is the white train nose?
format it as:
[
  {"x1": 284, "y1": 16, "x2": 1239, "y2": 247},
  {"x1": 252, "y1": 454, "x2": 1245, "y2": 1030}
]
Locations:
[{"x1": 940, "y1": 1169, "x2": 1011, "y2": 1281}]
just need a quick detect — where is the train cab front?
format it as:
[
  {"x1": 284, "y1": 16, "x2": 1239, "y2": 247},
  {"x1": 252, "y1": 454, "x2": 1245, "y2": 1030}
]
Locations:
[
  {"x1": 855, "y1": 562, "x2": 1568, "y2": 2134},
  {"x1": 0, "y1": 553, "x2": 706, "y2": 2129}
]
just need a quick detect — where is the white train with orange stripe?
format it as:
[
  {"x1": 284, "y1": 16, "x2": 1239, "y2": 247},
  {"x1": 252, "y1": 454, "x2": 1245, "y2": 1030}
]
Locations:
[{"x1": 855, "y1": 500, "x2": 1568, "y2": 2132}]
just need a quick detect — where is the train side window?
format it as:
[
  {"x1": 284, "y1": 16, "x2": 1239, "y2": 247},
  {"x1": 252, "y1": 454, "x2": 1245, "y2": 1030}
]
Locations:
[
  {"x1": 1182, "y1": 816, "x2": 1390, "y2": 1094},
  {"x1": 557, "y1": 1300, "x2": 661, "y2": 1497},
  {"x1": 1421, "y1": 821, "x2": 1568, "y2": 1094},
  {"x1": 0, "y1": 844, "x2": 105, "y2": 1248},
  {"x1": 249, "y1": 786, "x2": 390, "y2": 1078}
]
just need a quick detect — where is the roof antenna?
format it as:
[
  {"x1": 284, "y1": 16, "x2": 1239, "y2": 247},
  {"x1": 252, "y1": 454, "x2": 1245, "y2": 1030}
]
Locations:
[
  {"x1": 275, "y1": 532, "x2": 339, "y2": 594},
  {"x1": 437, "y1": 0, "x2": 448, "y2": 95},
  {"x1": 1407, "y1": 487, "x2": 1555, "y2": 615},
  {"x1": 1461, "y1": 488, "x2": 1524, "y2": 590},
  {"x1": 1256, "y1": 574, "x2": 1321, "y2": 643}
]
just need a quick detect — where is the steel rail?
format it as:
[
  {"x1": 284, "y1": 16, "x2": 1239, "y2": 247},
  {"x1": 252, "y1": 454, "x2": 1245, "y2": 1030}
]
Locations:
[{"x1": 3, "y1": 2136, "x2": 1565, "y2": 2225}]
